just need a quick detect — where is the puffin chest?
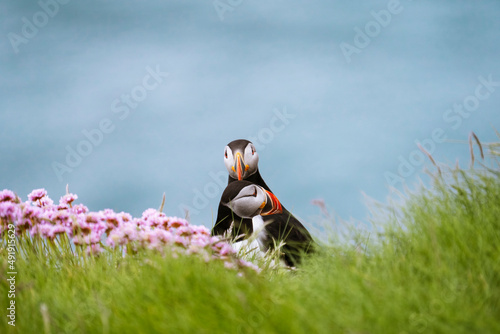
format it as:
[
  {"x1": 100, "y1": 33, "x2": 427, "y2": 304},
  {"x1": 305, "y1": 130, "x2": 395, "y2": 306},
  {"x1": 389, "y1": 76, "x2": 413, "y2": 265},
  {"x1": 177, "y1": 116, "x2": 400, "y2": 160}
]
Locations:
[{"x1": 251, "y1": 215, "x2": 269, "y2": 252}]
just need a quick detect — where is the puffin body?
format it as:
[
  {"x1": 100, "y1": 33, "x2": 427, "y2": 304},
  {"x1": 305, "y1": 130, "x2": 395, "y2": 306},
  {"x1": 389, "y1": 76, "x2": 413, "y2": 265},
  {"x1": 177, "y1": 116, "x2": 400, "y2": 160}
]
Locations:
[
  {"x1": 219, "y1": 180, "x2": 281, "y2": 256},
  {"x1": 230, "y1": 216, "x2": 269, "y2": 259},
  {"x1": 213, "y1": 140, "x2": 315, "y2": 266},
  {"x1": 250, "y1": 215, "x2": 268, "y2": 252}
]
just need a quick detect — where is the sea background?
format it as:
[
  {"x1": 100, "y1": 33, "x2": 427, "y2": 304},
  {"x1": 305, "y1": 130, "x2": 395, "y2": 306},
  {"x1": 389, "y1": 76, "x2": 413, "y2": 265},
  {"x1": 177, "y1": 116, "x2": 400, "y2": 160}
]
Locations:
[{"x1": 1, "y1": 0, "x2": 499, "y2": 230}]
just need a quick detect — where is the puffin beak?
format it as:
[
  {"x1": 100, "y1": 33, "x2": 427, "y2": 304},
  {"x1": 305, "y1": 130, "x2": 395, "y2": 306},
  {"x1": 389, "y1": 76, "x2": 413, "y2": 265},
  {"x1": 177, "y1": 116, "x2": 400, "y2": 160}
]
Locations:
[
  {"x1": 261, "y1": 190, "x2": 283, "y2": 216},
  {"x1": 232, "y1": 152, "x2": 245, "y2": 180}
]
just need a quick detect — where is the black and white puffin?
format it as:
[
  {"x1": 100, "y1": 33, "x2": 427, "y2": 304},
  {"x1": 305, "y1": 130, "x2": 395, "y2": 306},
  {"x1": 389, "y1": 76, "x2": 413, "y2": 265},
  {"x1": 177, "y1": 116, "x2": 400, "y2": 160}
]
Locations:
[
  {"x1": 212, "y1": 139, "x2": 314, "y2": 266},
  {"x1": 219, "y1": 180, "x2": 282, "y2": 255}
]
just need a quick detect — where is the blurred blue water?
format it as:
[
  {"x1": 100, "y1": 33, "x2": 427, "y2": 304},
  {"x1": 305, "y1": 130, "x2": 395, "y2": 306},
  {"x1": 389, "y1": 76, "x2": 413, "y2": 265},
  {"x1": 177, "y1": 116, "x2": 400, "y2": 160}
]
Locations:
[{"x1": 1, "y1": 0, "x2": 499, "y2": 230}]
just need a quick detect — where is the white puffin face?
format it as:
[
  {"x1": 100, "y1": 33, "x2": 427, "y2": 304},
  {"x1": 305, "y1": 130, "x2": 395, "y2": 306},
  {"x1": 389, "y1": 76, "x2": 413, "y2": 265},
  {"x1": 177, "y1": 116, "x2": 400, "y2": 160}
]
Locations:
[
  {"x1": 224, "y1": 142, "x2": 259, "y2": 180},
  {"x1": 228, "y1": 184, "x2": 267, "y2": 218}
]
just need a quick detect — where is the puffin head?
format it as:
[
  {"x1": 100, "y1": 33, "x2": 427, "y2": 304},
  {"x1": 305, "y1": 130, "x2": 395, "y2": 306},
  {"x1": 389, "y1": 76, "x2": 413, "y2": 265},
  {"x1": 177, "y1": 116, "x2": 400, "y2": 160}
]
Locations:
[
  {"x1": 224, "y1": 139, "x2": 259, "y2": 181},
  {"x1": 221, "y1": 180, "x2": 282, "y2": 219}
]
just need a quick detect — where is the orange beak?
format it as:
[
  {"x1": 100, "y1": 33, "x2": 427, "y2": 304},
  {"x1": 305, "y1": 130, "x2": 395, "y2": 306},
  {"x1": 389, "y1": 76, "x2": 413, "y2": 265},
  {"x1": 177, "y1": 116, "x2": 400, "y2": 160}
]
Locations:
[
  {"x1": 261, "y1": 190, "x2": 283, "y2": 216},
  {"x1": 233, "y1": 152, "x2": 245, "y2": 180}
]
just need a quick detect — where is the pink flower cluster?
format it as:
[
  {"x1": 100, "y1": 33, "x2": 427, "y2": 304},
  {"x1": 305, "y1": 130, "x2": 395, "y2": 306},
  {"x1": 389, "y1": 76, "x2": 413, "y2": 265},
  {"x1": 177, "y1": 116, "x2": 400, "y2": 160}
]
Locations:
[{"x1": 0, "y1": 189, "x2": 258, "y2": 272}]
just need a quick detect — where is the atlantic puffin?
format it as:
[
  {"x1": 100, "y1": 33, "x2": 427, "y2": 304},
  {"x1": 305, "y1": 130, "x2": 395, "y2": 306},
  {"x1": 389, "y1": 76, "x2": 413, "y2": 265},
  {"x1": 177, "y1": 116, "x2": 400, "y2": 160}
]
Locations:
[
  {"x1": 219, "y1": 180, "x2": 282, "y2": 255},
  {"x1": 212, "y1": 139, "x2": 314, "y2": 266}
]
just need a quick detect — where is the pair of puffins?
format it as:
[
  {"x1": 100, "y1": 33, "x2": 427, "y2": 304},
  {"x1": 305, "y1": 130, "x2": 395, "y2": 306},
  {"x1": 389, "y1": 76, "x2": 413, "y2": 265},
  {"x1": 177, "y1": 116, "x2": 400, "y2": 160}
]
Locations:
[{"x1": 212, "y1": 139, "x2": 314, "y2": 266}]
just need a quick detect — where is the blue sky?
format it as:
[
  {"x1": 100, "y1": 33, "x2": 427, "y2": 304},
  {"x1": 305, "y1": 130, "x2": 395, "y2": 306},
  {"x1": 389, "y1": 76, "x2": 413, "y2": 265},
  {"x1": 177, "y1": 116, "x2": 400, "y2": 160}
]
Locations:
[{"x1": 1, "y1": 0, "x2": 499, "y2": 231}]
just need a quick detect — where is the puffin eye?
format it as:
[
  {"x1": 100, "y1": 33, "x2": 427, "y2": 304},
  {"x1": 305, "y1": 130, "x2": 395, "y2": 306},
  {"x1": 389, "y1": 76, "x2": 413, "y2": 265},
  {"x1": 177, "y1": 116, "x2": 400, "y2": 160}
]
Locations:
[
  {"x1": 251, "y1": 146, "x2": 256, "y2": 155},
  {"x1": 224, "y1": 149, "x2": 228, "y2": 159},
  {"x1": 253, "y1": 187, "x2": 258, "y2": 197}
]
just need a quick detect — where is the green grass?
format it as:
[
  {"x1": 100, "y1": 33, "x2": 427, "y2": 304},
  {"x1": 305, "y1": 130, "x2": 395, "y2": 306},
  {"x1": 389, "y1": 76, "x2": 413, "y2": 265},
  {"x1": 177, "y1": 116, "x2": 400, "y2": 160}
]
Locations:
[{"x1": 2, "y1": 161, "x2": 500, "y2": 333}]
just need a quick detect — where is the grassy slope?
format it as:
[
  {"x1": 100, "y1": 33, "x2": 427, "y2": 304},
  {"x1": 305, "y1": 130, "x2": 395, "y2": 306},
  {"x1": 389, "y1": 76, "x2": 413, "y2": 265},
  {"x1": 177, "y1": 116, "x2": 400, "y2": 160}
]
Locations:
[{"x1": 1, "y1": 169, "x2": 499, "y2": 334}]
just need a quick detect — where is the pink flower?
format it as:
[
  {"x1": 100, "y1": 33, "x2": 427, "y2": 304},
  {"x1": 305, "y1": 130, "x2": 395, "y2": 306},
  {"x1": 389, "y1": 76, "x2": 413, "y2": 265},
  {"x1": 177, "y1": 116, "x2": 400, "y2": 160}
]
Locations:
[
  {"x1": 139, "y1": 209, "x2": 170, "y2": 228},
  {"x1": 119, "y1": 212, "x2": 133, "y2": 222},
  {"x1": 121, "y1": 222, "x2": 139, "y2": 241},
  {"x1": 101, "y1": 209, "x2": 121, "y2": 233},
  {"x1": 86, "y1": 212, "x2": 104, "y2": 224},
  {"x1": 4, "y1": 188, "x2": 262, "y2": 273},
  {"x1": 86, "y1": 244, "x2": 102, "y2": 256},
  {"x1": 22, "y1": 205, "x2": 43, "y2": 219},
  {"x1": 37, "y1": 224, "x2": 52, "y2": 238},
  {"x1": 215, "y1": 242, "x2": 235, "y2": 257},
  {"x1": 59, "y1": 193, "x2": 78, "y2": 207},
  {"x1": 238, "y1": 260, "x2": 260, "y2": 273},
  {"x1": 48, "y1": 224, "x2": 68, "y2": 238},
  {"x1": 28, "y1": 189, "x2": 47, "y2": 202},
  {"x1": 53, "y1": 210, "x2": 71, "y2": 225},
  {"x1": 0, "y1": 189, "x2": 17, "y2": 203},
  {"x1": 86, "y1": 232, "x2": 102, "y2": 244},
  {"x1": 174, "y1": 235, "x2": 189, "y2": 248},
  {"x1": 40, "y1": 206, "x2": 57, "y2": 222},
  {"x1": 74, "y1": 231, "x2": 101, "y2": 245},
  {"x1": 29, "y1": 225, "x2": 41, "y2": 236},
  {"x1": 71, "y1": 204, "x2": 89, "y2": 214},
  {"x1": 141, "y1": 208, "x2": 159, "y2": 220},
  {"x1": 186, "y1": 244, "x2": 203, "y2": 255},
  {"x1": 18, "y1": 205, "x2": 42, "y2": 230},
  {"x1": 38, "y1": 196, "x2": 54, "y2": 208},
  {"x1": 176, "y1": 226, "x2": 193, "y2": 237},
  {"x1": 0, "y1": 202, "x2": 21, "y2": 222},
  {"x1": 191, "y1": 225, "x2": 210, "y2": 236},
  {"x1": 73, "y1": 215, "x2": 92, "y2": 235},
  {"x1": 154, "y1": 229, "x2": 174, "y2": 244},
  {"x1": 38, "y1": 222, "x2": 68, "y2": 240},
  {"x1": 107, "y1": 229, "x2": 127, "y2": 247},
  {"x1": 168, "y1": 217, "x2": 189, "y2": 229},
  {"x1": 210, "y1": 236, "x2": 221, "y2": 244},
  {"x1": 190, "y1": 234, "x2": 211, "y2": 248},
  {"x1": 141, "y1": 230, "x2": 165, "y2": 251}
]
